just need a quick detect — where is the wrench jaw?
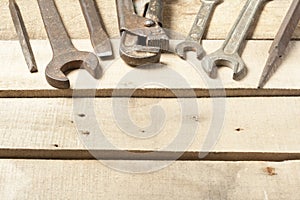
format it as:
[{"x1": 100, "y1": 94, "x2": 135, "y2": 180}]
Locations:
[
  {"x1": 121, "y1": 28, "x2": 168, "y2": 66},
  {"x1": 175, "y1": 41, "x2": 206, "y2": 60},
  {"x1": 119, "y1": 49, "x2": 161, "y2": 67},
  {"x1": 119, "y1": 31, "x2": 161, "y2": 67},
  {"x1": 144, "y1": 28, "x2": 169, "y2": 51},
  {"x1": 45, "y1": 51, "x2": 101, "y2": 89},
  {"x1": 201, "y1": 50, "x2": 247, "y2": 81},
  {"x1": 116, "y1": 0, "x2": 169, "y2": 66},
  {"x1": 126, "y1": 28, "x2": 169, "y2": 52}
]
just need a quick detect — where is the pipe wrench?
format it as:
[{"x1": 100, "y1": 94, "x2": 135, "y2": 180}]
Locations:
[{"x1": 116, "y1": 0, "x2": 169, "y2": 66}]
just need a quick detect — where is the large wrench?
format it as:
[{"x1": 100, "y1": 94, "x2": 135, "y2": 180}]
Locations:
[
  {"x1": 201, "y1": 0, "x2": 271, "y2": 80},
  {"x1": 176, "y1": 0, "x2": 221, "y2": 59},
  {"x1": 116, "y1": 0, "x2": 169, "y2": 66},
  {"x1": 38, "y1": 0, "x2": 101, "y2": 89}
]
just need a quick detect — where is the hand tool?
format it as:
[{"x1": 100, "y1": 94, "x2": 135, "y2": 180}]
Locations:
[
  {"x1": 258, "y1": 0, "x2": 300, "y2": 88},
  {"x1": 79, "y1": 0, "x2": 113, "y2": 58},
  {"x1": 116, "y1": 0, "x2": 169, "y2": 66},
  {"x1": 37, "y1": 0, "x2": 101, "y2": 89},
  {"x1": 175, "y1": 0, "x2": 221, "y2": 60},
  {"x1": 202, "y1": 0, "x2": 271, "y2": 80},
  {"x1": 9, "y1": 0, "x2": 38, "y2": 73}
]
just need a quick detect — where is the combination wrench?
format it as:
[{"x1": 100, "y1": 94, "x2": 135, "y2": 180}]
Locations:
[
  {"x1": 201, "y1": 0, "x2": 271, "y2": 80},
  {"x1": 175, "y1": 0, "x2": 221, "y2": 60},
  {"x1": 38, "y1": 0, "x2": 101, "y2": 89}
]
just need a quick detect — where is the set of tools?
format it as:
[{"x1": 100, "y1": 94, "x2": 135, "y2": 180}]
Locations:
[{"x1": 9, "y1": 0, "x2": 300, "y2": 89}]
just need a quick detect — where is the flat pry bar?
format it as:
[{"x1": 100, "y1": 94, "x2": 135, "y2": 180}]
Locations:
[
  {"x1": 9, "y1": 0, "x2": 38, "y2": 73},
  {"x1": 79, "y1": 0, "x2": 113, "y2": 58},
  {"x1": 258, "y1": 0, "x2": 300, "y2": 88}
]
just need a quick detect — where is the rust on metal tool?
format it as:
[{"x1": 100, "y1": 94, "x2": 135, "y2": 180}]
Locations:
[
  {"x1": 38, "y1": 0, "x2": 101, "y2": 89},
  {"x1": 79, "y1": 0, "x2": 113, "y2": 58},
  {"x1": 116, "y1": 0, "x2": 169, "y2": 66},
  {"x1": 9, "y1": 0, "x2": 38, "y2": 73}
]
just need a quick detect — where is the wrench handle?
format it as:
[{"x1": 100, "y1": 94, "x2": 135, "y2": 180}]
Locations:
[
  {"x1": 222, "y1": 0, "x2": 267, "y2": 54},
  {"x1": 145, "y1": 0, "x2": 164, "y2": 26},
  {"x1": 187, "y1": 0, "x2": 220, "y2": 42},
  {"x1": 116, "y1": 0, "x2": 138, "y2": 32},
  {"x1": 37, "y1": 0, "x2": 76, "y2": 56}
]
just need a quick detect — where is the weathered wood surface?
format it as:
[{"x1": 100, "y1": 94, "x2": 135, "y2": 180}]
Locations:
[
  {"x1": 1, "y1": 0, "x2": 299, "y2": 40},
  {"x1": 0, "y1": 97, "x2": 299, "y2": 160},
  {"x1": 1, "y1": 0, "x2": 300, "y2": 198},
  {"x1": 1, "y1": 40, "x2": 300, "y2": 97},
  {"x1": 1, "y1": 159, "x2": 300, "y2": 199}
]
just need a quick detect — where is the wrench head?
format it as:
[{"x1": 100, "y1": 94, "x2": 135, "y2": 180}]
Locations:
[
  {"x1": 45, "y1": 51, "x2": 101, "y2": 89},
  {"x1": 201, "y1": 49, "x2": 247, "y2": 81},
  {"x1": 175, "y1": 41, "x2": 206, "y2": 60},
  {"x1": 119, "y1": 46, "x2": 161, "y2": 67},
  {"x1": 119, "y1": 31, "x2": 161, "y2": 67}
]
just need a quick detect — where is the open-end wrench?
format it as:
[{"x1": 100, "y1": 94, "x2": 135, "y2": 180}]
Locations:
[
  {"x1": 202, "y1": 0, "x2": 271, "y2": 80},
  {"x1": 116, "y1": 0, "x2": 169, "y2": 66},
  {"x1": 175, "y1": 0, "x2": 221, "y2": 60},
  {"x1": 38, "y1": 0, "x2": 101, "y2": 89},
  {"x1": 79, "y1": 0, "x2": 113, "y2": 58}
]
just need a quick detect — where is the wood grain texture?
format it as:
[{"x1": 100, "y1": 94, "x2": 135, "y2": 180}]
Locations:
[
  {"x1": 0, "y1": 97, "x2": 300, "y2": 160},
  {"x1": 1, "y1": 0, "x2": 299, "y2": 40},
  {"x1": 1, "y1": 40, "x2": 300, "y2": 97},
  {"x1": 1, "y1": 159, "x2": 300, "y2": 199}
]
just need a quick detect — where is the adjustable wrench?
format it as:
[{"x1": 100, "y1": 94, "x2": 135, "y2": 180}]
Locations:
[
  {"x1": 202, "y1": 0, "x2": 271, "y2": 80},
  {"x1": 176, "y1": 0, "x2": 221, "y2": 60},
  {"x1": 116, "y1": 0, "x2": 169, "y2": 66},
  {"x1": 38, "y1": 0, "x2": 101, "y2": 89}
]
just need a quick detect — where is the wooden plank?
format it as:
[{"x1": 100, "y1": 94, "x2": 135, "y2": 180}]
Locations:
[
  {"x1": 1, "y1": 0, "x2": 299, "y2": 40},
  {"x1": 0, "y1": 97, "x2": 300, "y2": 160},
  {"x1": 1, "y1": 159, "x2": 300, "y2": 199},
  {"x1": 1, "y1": 40, "x2": 300, "y2": 97}
]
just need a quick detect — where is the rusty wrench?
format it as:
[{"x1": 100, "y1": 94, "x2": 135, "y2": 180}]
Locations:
[
  {"x1": 202, "y1": 0, "x2": 271, "y2": 80},
  {"x1": 176, "y1": 0, "x2": 221, "y2": 60},
  {"x1": 116, "y1": 0, "x2": 169, "y2": 66},
  {"x1": 79, "y1": 0, "x2": 113, "y2": 58},
  {"x1": 38, "y1": 0, "x2": 101, "y2": 89}
]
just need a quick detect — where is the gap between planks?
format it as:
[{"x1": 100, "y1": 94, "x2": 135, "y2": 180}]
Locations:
[{"x1": 1, "y1": 149, "x2": 300, "y2": 162}]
